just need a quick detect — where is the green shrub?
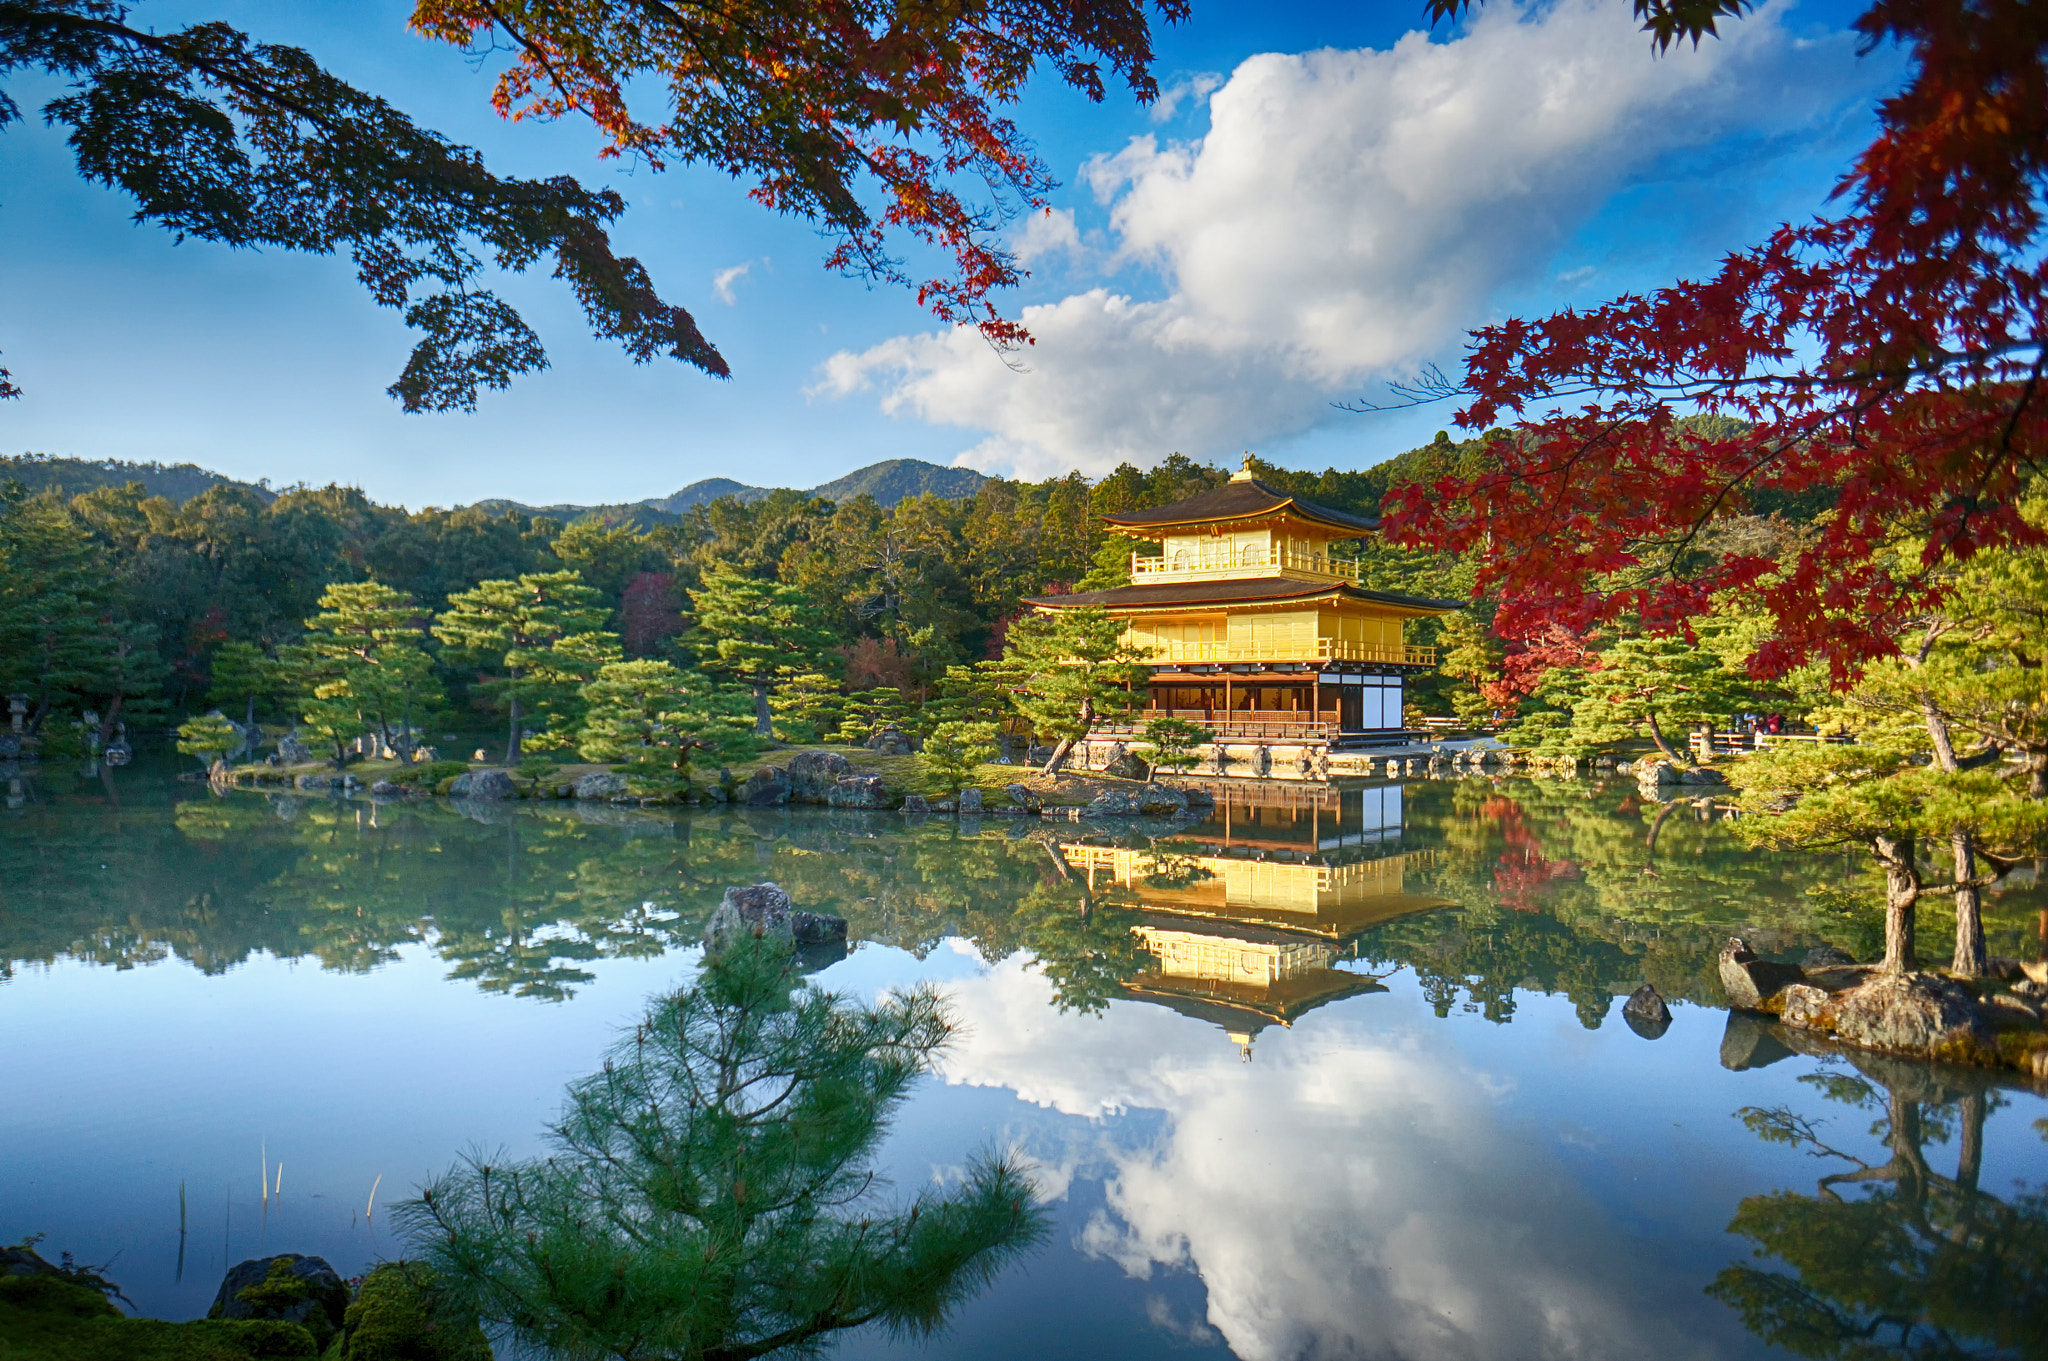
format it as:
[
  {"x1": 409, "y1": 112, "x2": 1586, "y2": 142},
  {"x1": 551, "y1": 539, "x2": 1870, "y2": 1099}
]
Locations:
[
  {"x1": 0, "y1": 1276, "x2": 315, "y2": 1361},
  {"x1": 331, "y1": 1263, "x2": 489, "y2": 1361},
  {"x1": 393, "y1": 760, "x2": 469, "y2": 788}
]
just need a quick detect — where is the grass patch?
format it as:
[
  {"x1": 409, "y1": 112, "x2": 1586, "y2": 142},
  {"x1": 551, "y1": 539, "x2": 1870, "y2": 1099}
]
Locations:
[{"x1": 0, "y1": 1278, "x2": 314, "y2": 1361}]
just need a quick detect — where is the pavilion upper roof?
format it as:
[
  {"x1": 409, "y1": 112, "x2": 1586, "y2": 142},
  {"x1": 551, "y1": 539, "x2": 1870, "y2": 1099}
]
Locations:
[{"x1": 1102, "y1": 472, "x2": 1380, "y2": 538}]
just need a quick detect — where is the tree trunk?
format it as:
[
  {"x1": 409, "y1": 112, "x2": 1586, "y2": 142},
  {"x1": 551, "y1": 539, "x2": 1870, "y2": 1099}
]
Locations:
[
  {"x1": 1956, "y1": 1091, "x2": 1984, "y2": 1195},
  {"x1": 506, "y1": 693, "x2": 523, "y2": 768},
  {"x1": 1874, "y1": 833, "x2": 1919, "y2": 974},
  {"x1": 1950, "y1": 830, "x2": 1986, "y2": 977},
  {"x1": 245, "y1": 693, "x2": 256, "y2": 729},
  {"x1": 752, "y1": 682, "x2": 773, "y2": 738},
  {"x1": 1644, "y1": 706, "x2": 1682, "y2": 763},
  {"x1": 1040, "y1": 735, "x2": 1076, "y2": 777},
  {"x1": 1921, "y1": 697, "x2": 1986, "y2": 977}
]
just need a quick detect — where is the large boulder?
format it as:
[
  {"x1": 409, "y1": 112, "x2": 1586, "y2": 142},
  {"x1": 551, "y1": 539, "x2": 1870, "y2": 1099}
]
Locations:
[
  {"x1": 210, "y1": 1255, "x2": 350, "y2": 1348},
  {"x1": 740, "y1": 765, "x2": 792, "y2": 806},
  {"x1": 1633, "y1": 758, "x2": 1683, "y2": 786},
  {"x1": 704, "y1": 882, "x2": 848, "y2": 953},
  {"x1": 866, "y1": 725, "x2": 917, "y2": 755},
  {"x1": 1621, "y1": 983, "x2": 1672, "y2": 1039},
  {"x1": 900, "y1": 794, "x2": 931, "y2": 816},
  {"x1": 1004, "y1": 782, "x2": 1041, "y2": 812},
  {"x1": 827, "y1": 775, "x2": 888, "y2": 809},
  {"x1": 1103, "y1": 749, "x2": 1151, "y2": 781},
  {"x1": 1178, "y1": 786, "x2": 1215, "y2": 812},
  {"x1": 1801, "y1": 945, "x2": 1858, "y2": 970},
  {"x1": 787, "y1": 750, "x2": 853, "y2": 802},
  {"x1": 1824, "y1": 972, "x2": 1991, "y2": 1058},
  {"x1": 574, "y1": 771, "x2": 628, "y2": 800},
  {"x1": 1678, "y1": 765, "x2": 1727, "y2": 786},
  {"x1": 448, "y1": 768, "x2": 516, "y2": 801},
  {"x1": 1718, "y1": 937, "x2": 1807, "y2": 1011},
  {"x1": 1083, "y1": 789, "x2": 1146, "y2": 817},
  {"x1": 957, "y1": 786, "x2": 984, "y2": 814}
]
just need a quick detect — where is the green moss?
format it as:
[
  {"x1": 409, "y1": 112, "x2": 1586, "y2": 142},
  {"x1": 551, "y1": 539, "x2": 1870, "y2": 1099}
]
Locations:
[
  {"x1": 329, "y1": 1263, "x2": 489, "y2": 1361},
  {"x1": 394, "y1": 760, "x2": 470, "y2": 789},
  {"x1": 0, "y1": 1277, "x2": 315, "y2": 1361}
]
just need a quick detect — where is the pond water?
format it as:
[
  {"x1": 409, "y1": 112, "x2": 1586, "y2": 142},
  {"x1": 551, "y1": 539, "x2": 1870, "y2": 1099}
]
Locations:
[{"x1": 4, "y1": 763, "x2": 2045, "y2": 1359}]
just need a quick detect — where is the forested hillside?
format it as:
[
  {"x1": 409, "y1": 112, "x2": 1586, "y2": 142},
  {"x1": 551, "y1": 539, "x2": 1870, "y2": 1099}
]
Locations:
[{"x1": 0, "y1": 440, "x2": 1476, "y2": 741}]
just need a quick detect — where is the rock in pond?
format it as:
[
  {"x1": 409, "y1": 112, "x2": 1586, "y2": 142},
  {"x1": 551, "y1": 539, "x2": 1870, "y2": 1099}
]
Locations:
[
  {"x1": 957, "y1": 786, "x2": 984, "y2": 814},
  {"x1": 210, "y1": 1255, "x2": 350, "y2": 1346},
  {"x1": 1804, "y1": 972, "x2": 1992, "y2": 1059},
  {"x1": 1621, "y1": 983, "x2": 1672, "y2": 1039},
  {"x1": 741, "y1": 765, "x2": 792, "y2": 806},
  {"x1": 900, "y1": 794, "x2": 931, "y2": 816},
  {"x1": 448, "y1": 768, "x2": 516, "y2": 800},
  {"x1": 574, "y1": 771, "x2": 628, "y2": 799},
  {"x1": 1103, "y1": 750, "x2": 1151, "y2": 781},
  {"x1": 1083, "y1": 785, "x2": 1189, "y2": 818},
  {"x1": 787, "y1": 750, "x2": 853, "y2": 801},
  {"x1": 1718, "y1": 936, "x2": 1807, "y2": 1011},
  {"x1": 704, "y1": 882, "x2": 848, "y2": 954},
  {"x1": 1005, "y1": 782, "x2": 1041, "y2": 812},
  {"x1": 827, "y1": 775, "x2": 888, "y2": 809},
  {"x1": 1801, "y1": 945, "x2": 1858, "y2": 970}
]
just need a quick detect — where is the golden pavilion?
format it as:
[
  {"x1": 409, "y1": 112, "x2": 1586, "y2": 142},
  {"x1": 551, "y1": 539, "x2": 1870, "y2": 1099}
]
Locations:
[
  {"x1": 1025, "y1": 456, "x2": 1457, "y2": 751},
  {"x1": 1060, "y1": 781, "x2": 1449, "y2": 1055}
]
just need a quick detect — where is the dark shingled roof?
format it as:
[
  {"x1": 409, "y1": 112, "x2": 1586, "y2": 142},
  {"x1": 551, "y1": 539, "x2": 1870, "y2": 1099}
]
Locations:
[
  {"x1": 1102, "y1": 477, "x2": 1380, "y2": 535},
  {"x1": 1024, "y1": 578, "x2": 1458, "y2": 613}
]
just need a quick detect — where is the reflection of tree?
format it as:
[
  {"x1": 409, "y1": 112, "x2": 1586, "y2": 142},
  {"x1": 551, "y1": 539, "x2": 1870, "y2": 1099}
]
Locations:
[{"x1": 1712, "y1": 1060, "x2": 2048, "y2": 1359}]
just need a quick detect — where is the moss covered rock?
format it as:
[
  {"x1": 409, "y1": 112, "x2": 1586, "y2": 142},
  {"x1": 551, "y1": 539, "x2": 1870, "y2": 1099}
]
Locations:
[{"x1": 329, "y1": 1262, "x2": 490, "y2": 1361}]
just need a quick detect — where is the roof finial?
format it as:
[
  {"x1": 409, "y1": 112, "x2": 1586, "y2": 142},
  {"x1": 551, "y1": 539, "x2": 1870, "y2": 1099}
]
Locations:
[{"x1": 1231, "y1": 451, "x2": 1256, "y2": 482}]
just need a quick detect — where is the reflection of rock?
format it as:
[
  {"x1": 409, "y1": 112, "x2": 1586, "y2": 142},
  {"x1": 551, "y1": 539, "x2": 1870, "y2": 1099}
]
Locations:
[
  {"x1": 210, "y1": 1255, "x2": 349, "y2": 1347},
  {"x1": 1719, "y1": 1011, "x2": 1797, "y2": 1070},
  {"x1": 448, "y1": 768, "x2": 515, "y2": 800},
  {"x1": 1801, "y1": 945, "x2": 1856, "y2": 969},
  {"x1": 1621, "y1": 983, "x2": 1671, "y2": 1039},
  {"x1": 1718, "y1": 937, "x2": 1806, "y2": 1010}
]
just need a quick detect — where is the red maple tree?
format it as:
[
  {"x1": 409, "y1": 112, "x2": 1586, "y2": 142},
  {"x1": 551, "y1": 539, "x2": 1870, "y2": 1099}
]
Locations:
[
  {"x1": 410, "y1": 0, "x2": 1189, "y2": 349},
  {"x1": 1386, "y1": 0, "x2": 2047, "y2": 683}
]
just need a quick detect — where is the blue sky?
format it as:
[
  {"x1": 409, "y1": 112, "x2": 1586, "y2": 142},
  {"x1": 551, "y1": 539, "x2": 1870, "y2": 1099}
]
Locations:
[{"x1": 0, "y1": 0, "x2": 1894, "y2": 508}]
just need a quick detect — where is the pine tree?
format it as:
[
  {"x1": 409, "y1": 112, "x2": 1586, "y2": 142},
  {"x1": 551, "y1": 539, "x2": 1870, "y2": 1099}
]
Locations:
[
  {"x1": 1436, "y1": 611, "x2": 1505, "y2": 728},
  {"x1": 1135, "y1": 717, "x2": 1206, "y2": 781},
  {"x1": 688, "y1": 565, "x2": 840, "y2": 736},
  {"x1": 435, "y1": 572, "x2": 609, "y2": 765},
  {"x1": 833, "y1": 687, "x2": 907, "y2": 745},
  {"x1": 577, "y1": 659, "x2": 759, "y2": 778},
  {"x1": 766, "y1": 672, "x2": 843, "y2": 743},
  {"x1": 176, "y1": 711, "x2": 240, "y2": 768},
  {"x1": 1001, "y1": 607, "x2": 1149, "y2": 774},
  {"x1": 289, "y1": 582, "x2": 444, "y2": 761},
  {"x1": 208, "y1": 641, "x2": 286, "y2": 728},
  {"x1": 920, "y1": 721, "x2": 999, "y2": 795},
  {"x1": 401, "y1": 934, "x2": 1047, "y2": 1361},
  {"x1": 1569, "y1": 635, "x2": 1741, "y2": 762}
]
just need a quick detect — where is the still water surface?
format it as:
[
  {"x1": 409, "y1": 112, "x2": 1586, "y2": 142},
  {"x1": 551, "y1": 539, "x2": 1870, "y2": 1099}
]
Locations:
[{"x1": 3, "y1": 765, "x2": 2044, "y2": 1359}]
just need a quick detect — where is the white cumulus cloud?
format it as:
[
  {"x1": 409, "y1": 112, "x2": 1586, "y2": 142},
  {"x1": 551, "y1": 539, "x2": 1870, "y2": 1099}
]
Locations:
[
  {"x1": 814, "y1": 0, "x2": 1870, "y2": 479},
  {"x1": 934, "y1": 955, "x2": 1730, "y2": 1361}
]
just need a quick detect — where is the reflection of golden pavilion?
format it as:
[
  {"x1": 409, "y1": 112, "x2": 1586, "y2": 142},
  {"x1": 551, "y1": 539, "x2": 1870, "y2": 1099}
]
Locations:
[{"x1": 1063, "y1": 780, "x2": 1449, "y2": 1055}]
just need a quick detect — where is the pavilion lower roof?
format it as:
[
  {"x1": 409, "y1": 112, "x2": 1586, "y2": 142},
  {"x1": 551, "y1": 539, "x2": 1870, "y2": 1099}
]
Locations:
[{"x1": 1024, "y1": 578, "x2": 1459, "y2": 612}]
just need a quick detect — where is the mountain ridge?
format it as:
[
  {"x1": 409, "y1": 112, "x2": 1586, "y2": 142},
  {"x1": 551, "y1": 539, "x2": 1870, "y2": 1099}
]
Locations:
[{"x1": 2, "y1": 454, "x2": 986, "y2": 517}]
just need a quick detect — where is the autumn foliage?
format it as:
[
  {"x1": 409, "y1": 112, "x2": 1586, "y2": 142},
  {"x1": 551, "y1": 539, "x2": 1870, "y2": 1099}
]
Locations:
[
  {"x1": 1387, "y1": 0, "x2": 2048, "y2": 683},
  {"x1": 408, "y1": 0, "x2": 1189, "y2": 349}
]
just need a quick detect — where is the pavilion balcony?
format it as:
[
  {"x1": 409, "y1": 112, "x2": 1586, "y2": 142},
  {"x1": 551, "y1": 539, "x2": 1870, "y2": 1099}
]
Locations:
[
  {"x1": 1130, "y1": 546, "x2": 1363, "y2": 583},
  {"x1": 1089, "y1": 711, "x2": 1347, "y2": 741},
  {"x1": 1131, "y1": 638, "x2": 1436, "y2": 667}
]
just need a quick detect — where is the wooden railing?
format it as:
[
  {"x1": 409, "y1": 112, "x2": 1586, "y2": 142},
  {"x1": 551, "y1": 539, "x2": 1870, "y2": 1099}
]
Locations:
[
  {"x1": 1131, "y1": 547, "x2": 1363, "y2": 583},
  {"x1": 1136, "y1": 638, "x2": 1435, "y2": 667},
  {"x1": 1090, "y1": 711, "x2": 1344, "y2": 741}
]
